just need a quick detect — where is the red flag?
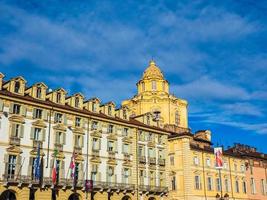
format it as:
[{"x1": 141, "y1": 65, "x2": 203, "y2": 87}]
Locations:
[
  {"x1": 52, "y1": 150, "x2": 58, "y2": 185},
  {"x1": 70, "y1": 152, "x2": 76, "y2": 178}
]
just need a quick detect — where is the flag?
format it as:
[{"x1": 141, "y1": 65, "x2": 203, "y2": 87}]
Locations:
[
  {"x1": 52, "y1": 149, "x2": 58, "y2": 185},
  {"x1": 69, "y1": 152, "x2": 76, "y2": 178},
  {"x1": 33, "y1": 142, "x2": 41, "y2": 180},
  {"x1": 214, "y1": 147, "x2": 223, "y2": 169}
]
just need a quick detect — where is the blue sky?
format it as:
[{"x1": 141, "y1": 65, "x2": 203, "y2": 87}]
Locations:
[{"x1": 0, "y1": 0, "x2": 267, "y2": 151}]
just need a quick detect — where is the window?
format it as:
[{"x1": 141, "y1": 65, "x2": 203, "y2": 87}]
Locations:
[
  {"x1": 234, "y1": 163, "x2": 238, "y2": 171},
  {"x1": 33, "y1": 128, "x2": 42, "y2": 141},
  {"x1": 225, "y1": 179, "x2": 229, "y2": 192},
  {"x1": 146, "y1": 115, "x2": 150, "y2": 125},
  {"x1": 138, "y1": 146, "x2": 144, "y2": 156},
  {"x1": 207, "y1": 177, "x2": 213, "y2": 191},
  {"x1": 91, "y1": 121, "x2": 98, "y2": 130},
  {"x1": 148, "y1": 148, "x2": 154, "y2": 158},
  {"x1": 55, "y1": 131, "x2": 64, "y2": 144},
  {"x1": 261, "y1": 179, "x2": 266, "y2": 195},
  {"x1": 206, "y1": 158, "x2": 211, "y2": 167},
  {"x1": 175, "y1": 111, "x2": 179, "y2": 125},
  {"x1": 123, "y1": 109, "x2": 127, "y2": 119},
  {"x1": 122, "y1": 128, "x2": 128, "y2": 137},
  {"x1": 195, "y1": 175, "x2": 201, "y2": 190},
  {"x1": 162, "y1": 82, "x2": 165, "y2": 91},
  {"x1": 74, "y1": 97, "x2": 79, "y2": 108},
  {"x1": 14, "y1": 81, "x2": 20, "y2": 93},
  {"x1": 149, "y1": 171, "x2": 155, "y2": 186},
  {"x1": 108, "y1": 106, "x2": 112, "y2": 116},
  {"x1": 92, "y1": 138, "x2": 99, "y2": 151},
  {"x1": 171, "y1": 176, "x2": 176, "y2": 190},
  {"x1": 158, "y1": 135, "x2": 163, "y2": 144},
  {"x1": 193, "y1": 156, "x2": 199, "y2": 165},
  {"x1": 142, "y1": 82, "x2": 145, "y2": 92},
  {"x1": 12, "y1": 124, "x2": 20, "y2": 137},
  {"x1": 235, "y1": 180, "x2": 239, "y2": 193},
  {"x1": 74, "y1": 135, "x2": 82, "y2": 147},
  {"x1": 75, "y1": 117, "x2": 81, "y2": 127},
  {"x1": 13, "y1": 104, "x2": 21, "y2": 115},
  {"x1": 147, "y1": 133, "x2": 153, "y2": 142},
  {"x1": 107, "y1": 141, "x2": 114, "y2": 152},
  {"x1": 91, "y1": 165, "x2": 97, "y2": 181},
  {"x1": 34, "y1": 108, "x2": 43, "y2": 119},
  {"x1": 251, "y1": 178, "x2": 256, "y2": 194},
  {"x1": 140, "y1": 170, "x2": 144, "y2": 185},
  {"x1": 216, "y1": 178, "x2": 221, "y2": 191},
  {"x1": 123, "y1": 168, "x2": 130, "y2": 184},
  {"x1": 54, "y1": 113, "x2": 63, "y2": 123},
  {"x1": 56, "y1": 92, "x2": 61, "y2": 103},
  {"x1": 159, "y1": 172, "x2": 164, "y2": 186},
  {"x1": 224, "y1": 161, "x2": 228, "y2": 169},
  {"x1": 152, "y1": 80, "x2": 156, "y2": 91},
  {"x1": 36, "y1": 87, "x2": 42, "y2": 99},
  {"x1": 123, "y1": 144, "x2": 129, "y2": 154},
  {"x1": 107, "y1": 166, "x2": 114, "y2": 182},
  {"x1": 7, "y1": 155, "x2": 17, "y2": 178},
  {"x1": 243, "y1": 181, "x2": 247, "y2": 194},
  {"x1": 92, "y1": 102, "x2": 96, "y2": 112},
  {"x1": 108, "y1": 125, "x2": 113, "y2": 134},
  {"x1": 170, "y1": 156, "x2": 174, "y2": 166}
]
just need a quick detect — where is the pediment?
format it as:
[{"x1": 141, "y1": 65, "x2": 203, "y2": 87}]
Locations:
[
  {"x1": 9, "y1": 115, "x2": 25, "y2": 123},
  {"x1": 32, "y1": 120, "x2": 47, "y2": 128},
  {"x1": 6, "y1": 146, "x2": 22, "y2": 154},
  {"x1": 53, "y1": 124, "x2": 67, "y2": 131}
]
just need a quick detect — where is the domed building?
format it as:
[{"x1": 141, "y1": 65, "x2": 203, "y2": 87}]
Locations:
[{"x1": 122, "y1": 60, "x2": 188, "y2": 132}]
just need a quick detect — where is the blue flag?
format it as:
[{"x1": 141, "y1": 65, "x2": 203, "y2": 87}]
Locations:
[{"x1": 34, "y1": 143, "x2": 41, "y2": 180}]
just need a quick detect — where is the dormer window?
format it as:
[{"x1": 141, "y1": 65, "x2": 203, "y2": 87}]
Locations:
[
  {"x1": 13, "y1": 104, "x2": 21, "y2": 115},
  {"x1": 92, "y1": 102, "x2": 96, "y2": 112},
  {"x1": 14, "y1": 81, "x2": 20, "y2": 93},
  {"x1": 162, "y1": 82, "x2": 165, "y2": 91},
  {"x1": 108, "y1": 124, "x2": 113, "y2": 134},
  {"x1": 75, "y1": 117, "x2": 81, "y2": 127},
  {"x1": 56, "y1": 93, "x2": 61, "y2": 103},
  {"x1": 36, "y1": 87, "x2": 42, "y2": 99},
  {"x1": 108, "y1": 105, "x2": 112, "y2": 116},
  {"x1": 123, "y1": 109, "x2": 127, "y2": 119},
  {"x1": 142, "y1": 82, "x2": 145, "y2": 92},
  {"x1": 75, "y1": 97, "x2": 79, "y2": 108},
  {"x1": 146, "y1": 115, "x2": 150, "y2": 125},
  {"x1": 152, "y1": 80, "x2": 156, "y2": 91}
]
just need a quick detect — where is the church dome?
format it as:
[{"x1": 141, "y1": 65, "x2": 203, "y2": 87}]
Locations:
[{"x1": 142, "y1": 60, "x2": 164, "y2": 80}]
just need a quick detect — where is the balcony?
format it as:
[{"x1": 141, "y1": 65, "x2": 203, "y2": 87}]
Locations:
[
  {"x1": 139, "y1": 185, "x2": 168, "y2": 194},
  {"x1": 59, "y1": 178, "x2": 84, "y2": 188},
  {"x1": 54, "y1": 143, "x2": 63, "y2": 152},
  {"x1": 139, "y1": 156, "x2": 146, "y2": 164},
  {"x1": 92, "y1": 149, "x2": 100, "y2": 157},
  {"x1": 74, "y1": 146, "x2": 82, "y2": 154},
  {"x1": 108, "y1": 151, "x2": 116, "y2": 160},
  {"x1": 33, "y1": 140, "x2": 43, "y2": 149},
  {"x1": 158, "y1": 158, "x2": 165, "y2": 166},
  {"x1": 9, "y1": 136, "x2": 20, "y2": 146},
  {"x1": 123, "y1": 154, "x2": 131, "y2": 162},
  {"x1": 148, "y1": 157, "x2": 156, "y2": 165}
]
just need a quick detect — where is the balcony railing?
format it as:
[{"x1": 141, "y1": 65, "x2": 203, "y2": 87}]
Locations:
[
  {"x1": 54, "y1": 143, "x2": 63, "y2": 152},
  {"x1": 139, "y1": 185, "x2": 168, "y2": 193},
  {"x1": 33, "y1": 140, "x2": 43, "y2": 149},
  {"x1": 139, "y1": 156, "x2": 146, "y2": 164},
  {"x1": 158, "y1": 158, "x2": 165, "y2": 166},
  {"x1": 9, "y1": 136, "x2": 20, "y2": 146},
  {"x1": 148, "y1": 157, "x2": 156, "y2": 165},
  {"x1": 74, "y1": 146, "x2": 82, "y2": 154}
]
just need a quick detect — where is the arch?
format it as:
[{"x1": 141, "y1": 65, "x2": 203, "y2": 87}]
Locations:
[
  {"x1": 148, "y1": 197, "x2": 156, "y2": 200},
  {"x1": 0, "y1": 190, "x2": 16, "y2": 200},
  {"x1": 122, "y1": 196, "x2": 131, "y2": 200},
  {"x1": 68, "y1": 193, "x2": 80, "y2": 200}
]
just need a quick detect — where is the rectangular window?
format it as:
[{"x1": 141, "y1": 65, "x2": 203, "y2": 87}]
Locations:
[
  {"x1": 207, "y1": 177, "x2": 213, "y2": 191},
  {"x1": 34, "y1": 108, "x2": 43, "y2": 119},
  {"x1": 195, "y1": 175, "x2": 201, "y2": 190},
  {"x1": 55, "y1": 131, "x2": 64, "y2": 144},
  {"x1": 107, "y1": 141, "x2": 114, "y2": 152},
  {"x1": 123, "y1": 128, "x2": 128, "y2": 136},
  {"x1": 12, "y1": 124, "x2": 20, "y2": 137},
  {"x1": 216, "y1": 178, "x2": 221, "y2": 191},
  {"x1": 13, "y1": 104, "x2": 21, "y2": 114},
  {"x1": 92, "y1": 102, "x2": 96, "y2": 112},
  {"x1": 225, "y1": 179, "x2": 229, "y2": 192},
  {"x1": 171, "y1": 176, "x2": 176, "y2": 190},
  {"x1": 261, "y1": 179, "x2": 266, "y2": 195},
  {"x1": 123, "y1": 168, "x2": 129, "y2": 184},
  {"x1": 243, "y1": 181, "x2": 247, "y2": 194},
  {"x1": 123, "y1": 144, "x2": 129, "y2": 154},
  {"x1": 54, "y1": 113, "x2": 63, "y2": 123},
  {"x1": 91, "y1": 121, "x2": 98, "y2": 130},
  {"x1": 108, "y1": 106, "x2": 112, "y2": 116},
  {"x1": 206, "y1": 158, "x2": 211, "y2": 167},
  {"x1": 108, "y1": 125, "x2": 113, "y2": 134},
  {"x1": 34, "y1": 128, "x2": 42, "y2": 141},
  {"x1": 170, "y1": 156, "x2": 174, "y2": 166},
  {"x1": 193, "y1": 156, "x2": 199, "y2": 165},
  {"x1": 91, "y1": 165, "x2": 97, "y2": 181},
  {"x1": 138, "y1": 146, "x2": 144, "y2": 156},
  {"x1": 235, "y1": 180, "x2": 239, "y2": 193},
  {"x1": 251, "y1": 178, "x2": 256, "y2": 194},
  {"x1": 7, "y1": 155, "x2": 17, "y2": 178},
  {"x1": 152, "y1": 81, "x2": 156, "y2": 91},
  {"x1": 75, "y1": 135, "x2": 81, "y2": 147},
  {"x1": 75, "y1": 117, "x2": 81, "y2": 127}
]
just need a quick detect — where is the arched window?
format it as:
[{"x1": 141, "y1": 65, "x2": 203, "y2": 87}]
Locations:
[
  {"x1": 56, "y1": 93, "x2": 61, "y2": 103},
  {"x1": 175, "y1": 111, "x2": 179, "y2": 125},
  {"x1": 75, "y1": 97, "x2": 79, "y2": 108},
  {"x1": 14, "y1": 81, "x2": 20, "y2": 93},
  {"x1": 92, "y1": 102, "x2": 96, "y2": 112},
  {"x1": 142, "y1": 82, "x2": 145, "y2": 92},
  {"x1": 36, "y1": 87, "x2": 42, "y2": 99},
  {"x1": 108, "y1": 105, "x2": 112, "y2": 115},
  {"x1": 152, "y1": 80, "x2": 156, "y2": 91}
]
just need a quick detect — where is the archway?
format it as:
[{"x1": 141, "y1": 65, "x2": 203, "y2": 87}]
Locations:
[
  {"x1": 148, "y1": 197, "x2": 156, "y2": 200},
  {"x1": 0, "y1": 190, "x2": 16, "y2": 200},
  {"x1": 122, "y1": 196, "x2": 131, "y2": 200},
  {"x1": 68, "y1": 193, "x2": 80, "y2": 200}
]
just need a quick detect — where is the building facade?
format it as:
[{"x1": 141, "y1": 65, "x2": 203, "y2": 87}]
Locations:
[{"x1": 0, "y1": 73, "x2": 169, "y2": 200}]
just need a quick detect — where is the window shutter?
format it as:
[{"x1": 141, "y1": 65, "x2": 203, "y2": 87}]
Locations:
[
  {"x1": 0, "y1": 99, "x2": 3, "y2": 111},
  {"x1": 4, "y1": 154, "x2": 8, "y2": 163},
  {"x1": 115, "y1": 141, "x2": 118, "y2": 152},
  {"x1": 98, "y1": 139, "x2": 101, "y2": 150},
  {"x1": 98, "y1": 172, "x2": 101, "y2": 182},
  {"x1": 10, "y1": 123, "x2": 16, "y2": 137},
  {"x1": 28, "y1": 157, "x2": 33, "y2": 176},
  {"x1": 64, "y1": 114, "x2": 67, "y2": 125},
  {"x1": 63, "y1": 133, "x2": 66, "y2": 145},
  {"x1": 55, "y1": 132, "x2": 59, "y2": 144},
  {"x1": 30, "y1": 127, "x2": 34, "y2": 139},
  {"x1": 106, "y1": 140, "x2": 109, "y2": 151},
  {"x1": 20, "y1": 124, "x2": 24, "y2": 138},
  {"x1": 33, "y1": 108, "x2": 36, "y2": 119},
  {"x1": 43, "y1": 110, "x2": 48, "y2": 121},
  {"x1": 42, "y1": 129, "x2": 46, "y2": 141},
  {"x1": 21, "y1": 105, "x2": 26, "y2": 116},
  {"x1": 81, "y1": 136, "x2": 84, "y2": 148},
  {"x1": 79, "y1": 163, "x2": 84, "y2": 180},
  {"x1": 15, "y1": 155, "x2": 22, "y2": 176},
  {"x1": 9, "y1": 103, "x2": 14, "y2": 113},
  {"x1": 61, "y1": 160, "x2": 65, "y2": 179}
]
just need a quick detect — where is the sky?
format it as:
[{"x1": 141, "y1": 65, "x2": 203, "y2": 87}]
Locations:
[{"x1": 0, "y1": 0, "x2": 267, "y2": 152}]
